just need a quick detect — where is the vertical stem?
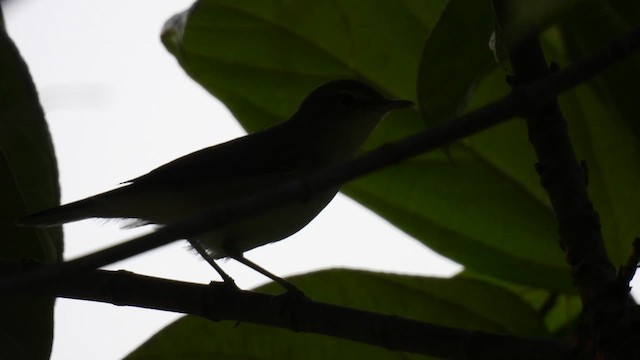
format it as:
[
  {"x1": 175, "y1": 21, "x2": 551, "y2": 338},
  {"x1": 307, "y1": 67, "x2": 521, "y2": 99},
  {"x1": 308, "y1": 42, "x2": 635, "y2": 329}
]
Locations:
[{"x1": 492, "y1": 1, "x2": 617, "y2": 306}]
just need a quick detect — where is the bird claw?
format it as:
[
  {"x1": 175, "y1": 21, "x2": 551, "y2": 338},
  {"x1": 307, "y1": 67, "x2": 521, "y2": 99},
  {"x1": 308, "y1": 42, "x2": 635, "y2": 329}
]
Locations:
[
  {"x1": 208, "y1": 279, "x2": 240, "y2": 293},
  {"x1": 280, "y1": 284, "x2": 308, "y2": 300}
]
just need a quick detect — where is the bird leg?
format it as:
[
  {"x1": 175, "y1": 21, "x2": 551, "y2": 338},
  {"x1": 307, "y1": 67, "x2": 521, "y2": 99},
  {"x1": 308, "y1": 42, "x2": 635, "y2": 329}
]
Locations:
[
  {"x1": 224, "y1": 242, "x2": 305, "y2": 297},
  {"x1": 188, "y1": 239, "x2": 238, "y2": 288}
]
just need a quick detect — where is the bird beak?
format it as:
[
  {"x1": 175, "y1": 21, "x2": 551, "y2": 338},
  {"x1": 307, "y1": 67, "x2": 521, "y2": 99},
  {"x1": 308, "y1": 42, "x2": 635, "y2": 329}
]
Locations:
[{"x1": 380, "y1": 99, "x2": 414, "y2": 110}]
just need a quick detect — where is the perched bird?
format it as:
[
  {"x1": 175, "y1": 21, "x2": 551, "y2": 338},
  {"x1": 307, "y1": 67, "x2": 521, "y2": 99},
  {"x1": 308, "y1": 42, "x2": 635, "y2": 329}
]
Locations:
[{"x1": 20, "y1": 79, "x2": 412, "y2": 292}]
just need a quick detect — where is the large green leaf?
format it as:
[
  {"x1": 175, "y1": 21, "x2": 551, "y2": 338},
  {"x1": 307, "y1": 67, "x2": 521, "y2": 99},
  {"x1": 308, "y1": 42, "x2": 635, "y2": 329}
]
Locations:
[
  {"x1": 458, "y1": 271, "x2": 581, "y2": 334},
  {"x1": 417, "y1": 0, "x2": 496, "y2": 127},
  {"x1": 163, "y1": 0, "x2": 578, "y2": 292},
  {"x1": 492, "y1": 0, "x2": 584, "y2": 47},
  {"x1": 515, "y1": 289, "x2": 581, "y2": 335},
  {"x1": 343, "y1": 154, "x2": 567, "y2": 291},
  {"x1": 440, "y1": 66, "x2": 572, "y2": 290},
  {"x1": 0, "y1": 9, "x2": 62, "y2": 360},
  {"x1": 488, "y1": 0, "x2": 640, "y2": 269},
  {"x1": 127, "y1": 269, "x2": 548, "y2": 359},
  {"x1": 464, "y1": 0, "x2": 640, "y2": 283},
  {"x1": 555, "y1": 0, "x2": 640, "y2": 267},
  {"x1": 162, "y1": 0, "x2": 446, "y2": 132}
]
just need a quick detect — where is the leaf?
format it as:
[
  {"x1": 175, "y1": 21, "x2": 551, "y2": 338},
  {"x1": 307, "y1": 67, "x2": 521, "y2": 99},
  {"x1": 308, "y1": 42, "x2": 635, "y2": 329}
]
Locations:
[
  {"x1": 347, "y1": 66, "x2": 573, "y2": 292},
  {"x1": 458, "y1": 271, "x2": 581, "y2": 334},
  {"x1": 493, "y1": 0, "x2": 584, "y2": 48},
  {"x1": 162, "y1": 0, "x2": 446, "y2": 133},
  {"x1": 0, "y1": 11, "x2": 62, "y2": 360},
  {"x1": 516, "y1": 290, "x2": 581, "y2": 335},
  {"x1": 458, "y1": 0, "x2": 640, "y2": 286},
  {"x1": 417, "y1": 0, "x2": 496, "y2": 127},
  {"x1": 126, "y1": 269, "x2": 547, "y2": 359},
  {"x1": 556, "y1": 0, "x2": 640, "y2": 266},
  {"x1": 342, "y1": 153, "x2": 569, "y2": 291}
]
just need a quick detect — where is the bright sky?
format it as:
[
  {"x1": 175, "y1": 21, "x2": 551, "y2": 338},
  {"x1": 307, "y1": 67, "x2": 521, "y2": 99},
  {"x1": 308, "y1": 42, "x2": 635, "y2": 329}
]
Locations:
[{"x1": 4, "y1": 1, "x2": 461, "y2": 359}]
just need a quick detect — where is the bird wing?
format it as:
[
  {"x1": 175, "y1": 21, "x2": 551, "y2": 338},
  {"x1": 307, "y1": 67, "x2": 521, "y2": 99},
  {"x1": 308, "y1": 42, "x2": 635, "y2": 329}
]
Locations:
[
  {"x1": 128, "y1": 124, "x2": 315, "y2": 188},
  {"x1": 19, "y1": 124, "x2": 316, "y2": 227}
]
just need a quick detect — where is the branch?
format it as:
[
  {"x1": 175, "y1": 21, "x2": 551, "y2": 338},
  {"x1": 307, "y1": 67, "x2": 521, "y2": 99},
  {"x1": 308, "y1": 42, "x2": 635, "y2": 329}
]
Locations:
[
  {"x1": 3, "y1": 25, "x2": 640, "y2": 293},
  {"x1": 491, "y1": 3, "x2": 640, "y2": 358},
  {"x1": 0, "y1": 260, "x2": 569, "y2": 360},
  {"x1": 492, "y1": 1, "x2": 622, "y2": 307}
]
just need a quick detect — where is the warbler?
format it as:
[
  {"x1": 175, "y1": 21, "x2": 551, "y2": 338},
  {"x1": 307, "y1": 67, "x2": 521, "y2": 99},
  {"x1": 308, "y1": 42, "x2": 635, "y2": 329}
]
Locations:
[{"x1": 20, "y1": 79, "x2": 412, "y2": 291}]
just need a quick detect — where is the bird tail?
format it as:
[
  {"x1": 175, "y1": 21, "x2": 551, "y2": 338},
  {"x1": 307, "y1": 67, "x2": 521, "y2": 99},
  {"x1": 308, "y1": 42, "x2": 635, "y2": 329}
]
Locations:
[{"x1": 18, "y1": 198, "x2": 100, "y2": 227}]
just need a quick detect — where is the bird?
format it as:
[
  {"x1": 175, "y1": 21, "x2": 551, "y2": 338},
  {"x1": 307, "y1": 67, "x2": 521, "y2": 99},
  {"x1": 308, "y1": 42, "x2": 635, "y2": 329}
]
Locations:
[{"x1": 19, "y1": 79, "x2": 413, "y2": 292}]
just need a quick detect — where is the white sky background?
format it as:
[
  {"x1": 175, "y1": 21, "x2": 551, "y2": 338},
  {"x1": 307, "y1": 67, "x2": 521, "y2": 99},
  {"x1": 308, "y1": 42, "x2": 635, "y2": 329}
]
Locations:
[{"x1": 4, "y1": 1, "x2": 462, "y2": 359}]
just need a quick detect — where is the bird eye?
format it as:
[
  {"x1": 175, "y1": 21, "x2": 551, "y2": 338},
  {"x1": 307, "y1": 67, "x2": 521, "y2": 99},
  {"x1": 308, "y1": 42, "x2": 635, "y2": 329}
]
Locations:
[{"x1": 338, "y1": 93, "x2": 355, "y2": 108}]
